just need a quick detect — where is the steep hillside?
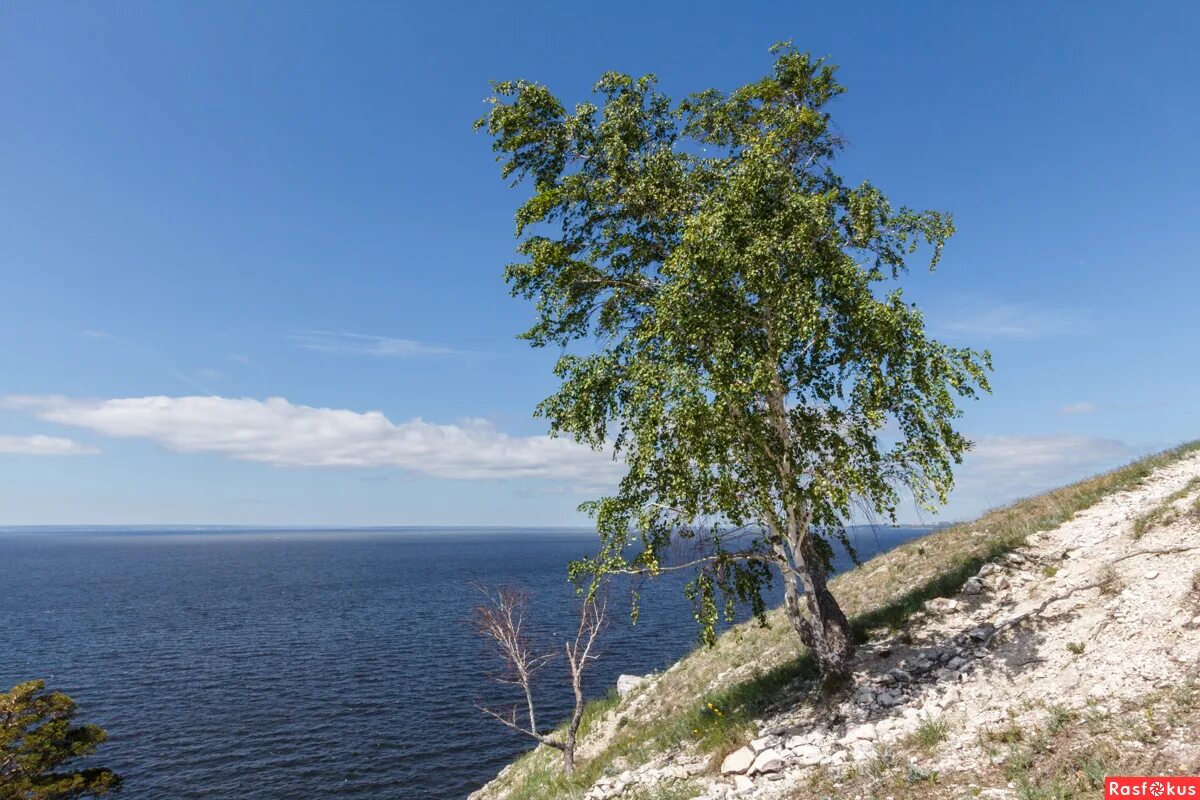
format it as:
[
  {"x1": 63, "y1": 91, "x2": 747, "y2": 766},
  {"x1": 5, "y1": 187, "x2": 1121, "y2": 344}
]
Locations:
[{"x1": 470, "y1": 442, "x2": 1200, "y2": 800}]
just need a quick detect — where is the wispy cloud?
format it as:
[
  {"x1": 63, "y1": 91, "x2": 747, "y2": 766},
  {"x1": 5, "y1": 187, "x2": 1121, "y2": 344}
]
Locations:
[
  {"x1": 1057, "y1": 401, "x2": 1097, "y2": 416},
  {"x1": 289, "y1": 331, "x2": 463, "y2": 358},
  {"x1": 941, "y1": 434, "x2": 1141, "y2": 519},
  {"x1": 0, "y1": 434, "x2": 99, "y2": 456},
  {"x1": 937, "y1": 303, "x2": 1087, "y2": 341},
  {"x1": 2, "y1": 395, "x2": 621, "y2": 483},
  {"x1": 84, "y1": 330, "x2": 215, "y2": 394}
]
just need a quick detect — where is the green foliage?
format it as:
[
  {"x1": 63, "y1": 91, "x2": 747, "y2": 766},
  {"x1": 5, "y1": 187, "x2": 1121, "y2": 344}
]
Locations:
[
  {"x1": 0, "y1": 680, "x2": 120, "y2": 800},
  {"x1": 479, "y1": 43, "x2": 990, "y2": 647},
  {"x1": 1066, "y1": 642, "x2": 1086, "y2": 655},
  {"x1": 1131, "y1": 476, "x2": 1200, "y2": 538}
]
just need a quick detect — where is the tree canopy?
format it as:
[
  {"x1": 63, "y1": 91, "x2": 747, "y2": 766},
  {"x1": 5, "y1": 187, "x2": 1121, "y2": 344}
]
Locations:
[
  {"x1": 1, "y1": 680, "x2": 120, "y2": 800},
  {"x1": 478, "y1": 43, "x2": 990, "y2": 672}
]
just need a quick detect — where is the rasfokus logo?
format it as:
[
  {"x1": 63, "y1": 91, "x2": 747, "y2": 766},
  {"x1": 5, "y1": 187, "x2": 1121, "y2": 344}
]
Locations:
[{"x1": 1107, "y1": 777, "x2": 1200, "y2": 798}]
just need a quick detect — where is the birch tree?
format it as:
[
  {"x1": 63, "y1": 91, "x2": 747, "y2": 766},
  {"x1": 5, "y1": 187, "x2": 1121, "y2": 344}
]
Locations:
[{"x1": 478, "y1": 43, "x2": 990, "y2": 674}]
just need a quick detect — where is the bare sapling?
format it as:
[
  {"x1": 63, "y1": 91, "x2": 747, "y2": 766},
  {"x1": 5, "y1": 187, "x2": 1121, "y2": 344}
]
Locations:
[{"x1": 472, "y1": 584, "x2": 607, "y2": 775}]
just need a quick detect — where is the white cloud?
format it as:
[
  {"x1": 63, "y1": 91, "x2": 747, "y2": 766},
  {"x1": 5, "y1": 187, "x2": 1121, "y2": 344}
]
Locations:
[
  {"x1": 1, "y1": 395, "x2": 620, "y2": 482},
  {"x1": 289, "y1": 331, "x2": 462, "y2": 358},
  {"x1": 1057, "y1": 401, "x2": 1097, "y2": 416},
  {"x1": 938, "y1": 303, "x2": 1086, "y2": 341},
  {"x1": 940, "y1": 434, "x2": 1141, "y2": 520},
  {"x1": 0, "y1": 434, "x2": 99, "y2": 456},
  {"x1": 966, "y1": 434, "x2": 1134, "y2": 472}
]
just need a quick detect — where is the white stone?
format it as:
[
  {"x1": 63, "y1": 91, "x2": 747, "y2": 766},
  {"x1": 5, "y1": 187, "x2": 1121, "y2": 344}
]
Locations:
[
  {"x1": 720, "y1": 746, "x2": 755, "y2": 774},
  {"x1": 845, "y1": 722, "x2": 877, "y2": 741},
  {"x1": 848, "y1": 740, "x2": 877, "y2": 762},
  {"x1": 749, "y1": 748, "x2": 784, "y2": 775},
  {"x1": 616, "y1": 674, "x2": 646, "y2": 698},
  {"x1": 750, "y1": 736, "x2": 772, "y2": 753},
  {"x1": 793, "y1": 744, "x2": 823, "y2": 765},
  {"x1": 733, "y1": 774, "x2": 754, "y2": 791},
  {"x1": 925, "y1": 597, "x2": 958, "y2": 614}
]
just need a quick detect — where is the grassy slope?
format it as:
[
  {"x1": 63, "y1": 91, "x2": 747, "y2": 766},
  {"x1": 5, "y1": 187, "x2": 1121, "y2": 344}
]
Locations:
[{"x1": 477, "y1": 440, "x2": 1200, "y2": 800}]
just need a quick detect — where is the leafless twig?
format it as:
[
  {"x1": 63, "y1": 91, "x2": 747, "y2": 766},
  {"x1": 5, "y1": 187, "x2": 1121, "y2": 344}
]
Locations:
[{"x1": 472, "y1": 583, "x2": 608, "y2": 775}]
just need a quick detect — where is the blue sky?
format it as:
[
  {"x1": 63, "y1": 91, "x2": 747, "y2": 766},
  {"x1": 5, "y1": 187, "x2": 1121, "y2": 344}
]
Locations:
[{"x1": 1, "y1": 1, "x2": 1196, "y2": 525}]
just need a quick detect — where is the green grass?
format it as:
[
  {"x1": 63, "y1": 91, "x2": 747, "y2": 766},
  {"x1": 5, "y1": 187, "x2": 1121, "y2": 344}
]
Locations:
[
  {"x1": 476, "y1": 440, "x2": 1200, "y2": 800},
  {"x1": 1066, "y1": 642, "x2": 1086, "y2": 655},
  {"x1": 623, "y1": 783, "x2": 704, "y2": 800},
  {"x1": 913, "y1": 715, "x2": 950, "y2": 751},
  {"x1": 824, "y1": 683, "x2": 1200, "y2": 800},
  {"x1": 996, "y1": 681, "x2": 1200, "y2": 800},
  {"x1": 1131, "y1": 475, "x2": 1200, "y2": 538},
  {"x1": 1045, "y1": 704, "x2": 1076, "y2": 734},
  {"x1": 770, "y1": 674, "x2": 1189, "y2": 799}
]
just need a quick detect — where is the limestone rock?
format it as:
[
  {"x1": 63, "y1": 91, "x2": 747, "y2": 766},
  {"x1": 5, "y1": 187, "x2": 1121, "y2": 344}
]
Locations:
[
  {"x1": 848, "y1": 740, "x2": 877, "y2": 762},
  {"x1": 616, "y1": 674, "x2": 647, "y2": 698},
  {"x1": 749, "y1": 736, "x2": 775, "y2": 753},
  {"x1": 844, "y1": 722, "x2": 877, "y2": 742},
  {"x1": 748, "y1": 748, "x2": 784, "y2": 775},
  {"x1": 792, "y1": 744, "x2": 823, "y2": 765},
  {"x1": 968, "y1": 624, "x2": 996, "y2": 642},
  {"x1": 853, "y1": 687, "x2": 876, "y2": 706},
  {"x1": 720, "y1": 746, "x2": 755, "y2": 775},
  {"x1": 925, "y1": 597, "x2": 958, "y2": 614}
]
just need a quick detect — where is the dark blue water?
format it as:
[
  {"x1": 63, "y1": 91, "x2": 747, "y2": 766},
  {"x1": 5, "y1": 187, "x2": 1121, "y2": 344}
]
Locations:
[{"x1": 0, "y1": 525, "x2": 928, "y2": 799}]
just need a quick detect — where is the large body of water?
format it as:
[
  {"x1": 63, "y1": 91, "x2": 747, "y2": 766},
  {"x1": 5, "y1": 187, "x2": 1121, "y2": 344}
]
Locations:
[{"x1": 0, "y1": 525, "x2": 929, "y2": 799}]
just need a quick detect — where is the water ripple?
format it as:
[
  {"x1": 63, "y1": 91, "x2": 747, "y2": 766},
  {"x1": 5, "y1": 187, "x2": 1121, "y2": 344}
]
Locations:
[{"x1": 0, "y1": 526, "x2": 923, "y2": 799}]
